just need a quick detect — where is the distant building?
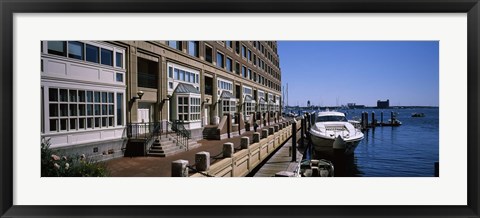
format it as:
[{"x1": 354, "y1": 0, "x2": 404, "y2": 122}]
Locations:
[
  {"x1": 347, "y1": 103, "x2": 365, "y2": 109},
  {"x1": 377, "y1": 99, "x2": 390, "y2": 108}
]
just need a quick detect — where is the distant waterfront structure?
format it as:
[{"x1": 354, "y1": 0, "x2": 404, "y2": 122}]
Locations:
[
  {"x1": 307, "y1": 100, "x2": 311, "y2": 107},
  {"x1": 347, "y1": 103, "x2": 365, "y2": 109},
  {"x1": 377, "y1": 99, "x2": 390, "y2": 108},
  {"x1": 41, "y1": 41, "x2": 282, "y2": 161}
]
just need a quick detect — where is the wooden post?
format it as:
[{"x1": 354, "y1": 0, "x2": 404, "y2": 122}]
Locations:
[
  {"x1": 381, "y1": 111, "x2": 384, "y2": 126},
  {"x1": 371, "y1": 111, "x2": 375, "y2": 128},
  {"x1": 365, "y1": 112, "x2": 369, "y2": 129},
  {"x1": 390, "y1": 111, "x2": 394, "y2": 125},
  {"x1": 292, "y1": 121, "x2": 297, "y2": 162},
  {"x1": 361, "y1": 112, "x2": 365, "y2": 129},
  {"x1": 300, "y1": 117, "x2": 305, "y2": 147}
]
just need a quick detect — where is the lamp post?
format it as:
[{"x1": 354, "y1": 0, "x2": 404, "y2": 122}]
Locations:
[{"x1": 128, "y1": 90, "x2": 145, "y2": 138}]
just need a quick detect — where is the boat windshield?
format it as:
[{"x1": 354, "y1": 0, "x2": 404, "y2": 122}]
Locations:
[{"x1": 316, "y1": 115, "x2": 347, "y2": 122}]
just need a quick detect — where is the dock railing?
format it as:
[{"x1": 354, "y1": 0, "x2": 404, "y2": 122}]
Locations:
[{"x1": 187, "y1": 119, "x2": 302, "y2": 177}]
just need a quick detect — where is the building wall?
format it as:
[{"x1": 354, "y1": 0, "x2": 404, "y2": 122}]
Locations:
[
  {"x1": 41, "y1": 40, "x2": 282, "y2": 160},
  {"x1": 118, "y1": 41, "x2": 282, "y2": 127},
  {"x1": 41, "y1": 41, "x2": 128, "y2": 160}
]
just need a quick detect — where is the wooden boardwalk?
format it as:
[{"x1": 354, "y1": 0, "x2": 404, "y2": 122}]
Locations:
[{"x1": 253, "y1": 138, "x2": 303, "y2": 177}]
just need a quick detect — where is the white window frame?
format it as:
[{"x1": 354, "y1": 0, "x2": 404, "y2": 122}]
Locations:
[{"x1": 47, "y1": 87, "x2": 120, "y2": 133}]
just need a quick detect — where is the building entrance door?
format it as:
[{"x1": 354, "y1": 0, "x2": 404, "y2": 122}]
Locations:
[{"x1": 137, "y1": 103, "x2": 152, "y2": 135}]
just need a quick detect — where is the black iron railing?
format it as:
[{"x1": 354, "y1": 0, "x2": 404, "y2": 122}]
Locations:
[
  {"x1": 170, "y1": 120, "x2": 190, "y2": 150},
  {"x1": 127, "y1": 122, "x2": 163, "y2": 155}
]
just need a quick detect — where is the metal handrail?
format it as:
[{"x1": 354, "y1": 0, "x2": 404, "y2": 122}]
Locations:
[
  {"x1": 169, "y1": 120, "x2": 191, "y2": 151},
  {"x1": 127, "y1": 122, "x2": 162, "y2": 155}
]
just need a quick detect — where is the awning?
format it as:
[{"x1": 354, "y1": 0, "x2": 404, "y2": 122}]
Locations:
[
  {"x1": 258, "y1": 97, "x2": 266, "y2": 104},
  {"x1": 244, "y1": 95, "x2": 256, "y2": 103},
  {"x1": 173, "y1": 83, "x2": 200, "y2": 94},
  {"x1": 220, "y1": 90, "x2": 234, "y2": 99}
]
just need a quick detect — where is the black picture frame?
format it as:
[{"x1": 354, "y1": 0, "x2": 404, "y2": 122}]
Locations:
[{"x1": 1, "y1": 0, "x2": 479, "y2": 217}]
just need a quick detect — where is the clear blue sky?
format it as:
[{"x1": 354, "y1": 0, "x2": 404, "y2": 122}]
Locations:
[{"x1": 278, "y1": 41, "x2": 439, "y2": 107}]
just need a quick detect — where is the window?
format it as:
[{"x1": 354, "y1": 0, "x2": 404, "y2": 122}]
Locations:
[
  {"x1": 169, "y1": 64, "x2": 199, "y2": 84},
  {"x1": 222, "y1": 100, "x2": 230, "y2": 115},
  {"x1": 169, "y1": 66, "x2": 173, "y2": 78},
  {"x1": 188, "y1": 41, "x2": 199, "y2": 57},
  {"x1": 68, "y1": 41, "x2": 84, "y2": 60},
  {"x1": 205, "y1": 45, "x2": 213, "y2": 63},
  {"x1": 190, "y1": 97, "x2": 201, "y2": 121},
  {"x1": 137, "y1": 57, "x2": 158, "y2": 89},
  {"x1": 48, "y1": 88, "x2": 118, "y2": 132},
  {"x1": 116, "y1": 73, "x2": 123, "y2": 82},
  {"x1": 216, "y1": 52, "x2": 224, "y2": 68},
  {"x1": 243, "y1": 87, "x2": 252, "y2": 95},
  {"x1": 248, "y1": 69, "x2": 252, "y2": 80},
  {"x1": 101, "y1": 48, "x2": 113, "y2": 66},
  {"x1": 226, "y1": 57, "x2": 232, "y2": 72},
  {"x1": 253, "y1": 54, "x2": 257, "y2": 65},
  {"x1": 177, "y1": 96, "x2": 189, "y2": 121},
  {"x1": 235, "y1": 41, "x2": 240, "y2": 54},
  {"x1": 117, "y1": 93, "x2": 123, "y2": 126},
  {"x1": 86, "y1": 44, "x2": 99, "y2": 63},
  {"x1": 242, "y1": 66, "x2": 247, "y2": 78},
  {"x1": 235, "y1": 62, "x2": 240, "y2": 75},
  {"x1": 241, "y1": 45, "x2": 247, "y2": 58},
  {"x1": 222, "y1": 100, "x2": 236, "y2": 115},
  {"x1": 226, "y1": 41, "x2": 232, "y2": 48},
  {"x1": 48, "y1": 41, "x2": 66, "y2": 56},
  {"x1": 116, "y1": 52, "x2": 123, "y2": 68},
  {"x1": 168, "y1": 41, "x2": 182, "y2": 50},
  {"x1": 248, "y1": 49, "x2": 252, "y2": 61},
  {"x1": 246, "y1": 102, "x2": 255, "y2": 114}
]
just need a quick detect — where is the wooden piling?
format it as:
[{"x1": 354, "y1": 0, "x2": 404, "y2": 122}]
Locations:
[
  {"x1": 390, "y1": 111, "x2": 394, "y2": 125},
  {"x1": 380, "y1": 112, "x2": 384, "y2": 126},
  {"x1": 371, "y1": 111, "x2": 375, "y2": 128},
  {"x1": 365, "y1": 112, "x2": 369, "y2": 129},
  {"x1": 292, "y1": 121, "x2": 297, "y2": 162},
  {"x1": 300, "y1": 117, "x2": 305, "y2": 147}
]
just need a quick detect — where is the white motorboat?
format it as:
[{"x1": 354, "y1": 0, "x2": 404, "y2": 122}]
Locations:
[{"x1": 309, "y1": 111, "x2": 364, "y2": 155}]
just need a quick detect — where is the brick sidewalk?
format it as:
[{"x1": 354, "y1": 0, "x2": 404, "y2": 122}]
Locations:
[{"x1": 105, "y1": 126, "x2": 276, "y2": 177}]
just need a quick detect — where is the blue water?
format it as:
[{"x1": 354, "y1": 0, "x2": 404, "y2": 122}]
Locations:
[{"x1": 299, "y1": 107, "x2": 439, "y2": 177}]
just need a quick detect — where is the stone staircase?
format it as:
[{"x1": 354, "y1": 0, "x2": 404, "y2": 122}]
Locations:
[{"x1": 147, "y1": 133, "x2": 201, "y2": 157}]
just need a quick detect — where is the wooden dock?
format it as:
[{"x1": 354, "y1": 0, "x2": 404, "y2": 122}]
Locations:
[{"x1": 253, "y1": 138, "x2": 303, "y2": 177}]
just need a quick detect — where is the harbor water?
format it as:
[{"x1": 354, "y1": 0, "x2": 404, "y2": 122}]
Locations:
[{"x1": 302, "y1": 107, "x2": 439, "y2": 177}]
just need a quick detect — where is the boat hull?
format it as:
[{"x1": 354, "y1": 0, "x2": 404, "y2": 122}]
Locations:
[{"x1": 310, "y1": 134, "x2": 362, "y2": 156}]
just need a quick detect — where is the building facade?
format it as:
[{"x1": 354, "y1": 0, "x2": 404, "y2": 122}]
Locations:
[
  {"x1": 377, "y1": 99, "x2": 390, "y2": 108},
  {"x1": 41, "y1": 41, "x2": 282, "y2": 160},
  {"x1": 41, "y1": 41, "x2": 127, "y2": 161}
]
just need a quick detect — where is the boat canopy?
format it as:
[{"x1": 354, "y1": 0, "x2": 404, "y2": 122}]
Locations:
[{"x1": 316, "y1": 111, "x2": 347, "y2": 122}]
